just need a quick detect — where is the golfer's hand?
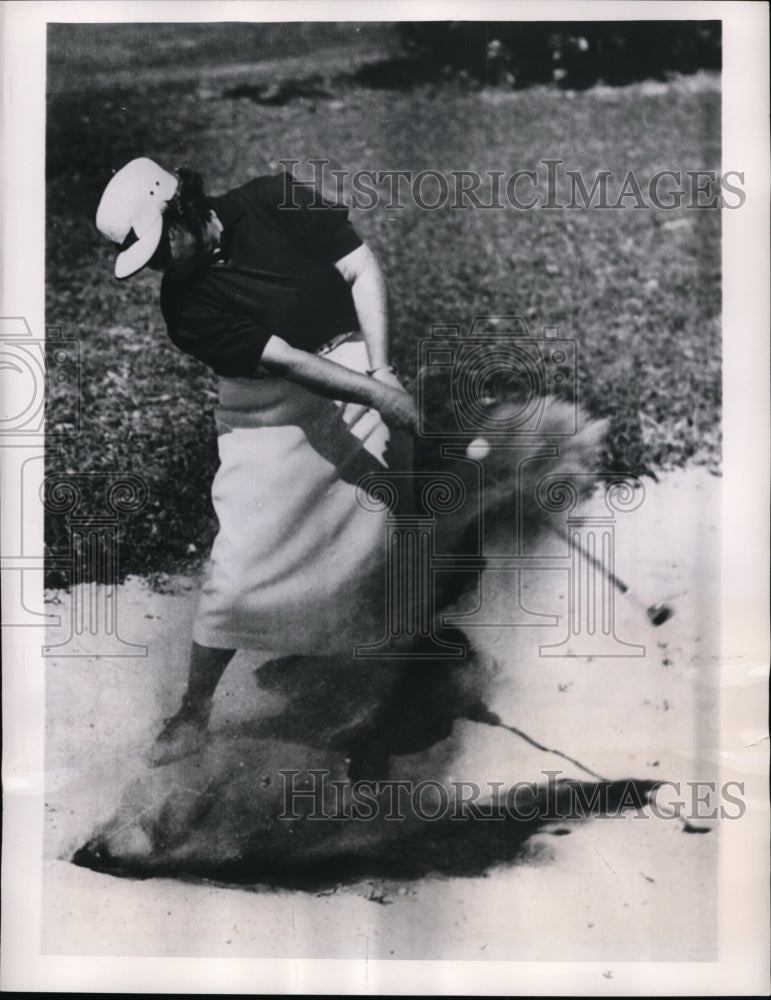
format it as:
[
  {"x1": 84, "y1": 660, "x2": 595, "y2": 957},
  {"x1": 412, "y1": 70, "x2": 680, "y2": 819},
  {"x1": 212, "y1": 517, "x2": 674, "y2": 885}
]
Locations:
[{"x1": 371, "y1": 382, "x2": 419, "y2": 434}]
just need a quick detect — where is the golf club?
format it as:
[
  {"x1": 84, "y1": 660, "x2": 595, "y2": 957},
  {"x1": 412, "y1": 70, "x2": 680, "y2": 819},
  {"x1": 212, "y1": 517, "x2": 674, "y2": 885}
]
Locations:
[
  {"x1": 416, "y1": 419, "x2": 675, "y2": 627},
  {"x1": 550, "y1": 524, "x2": 675, "y2": 626}
]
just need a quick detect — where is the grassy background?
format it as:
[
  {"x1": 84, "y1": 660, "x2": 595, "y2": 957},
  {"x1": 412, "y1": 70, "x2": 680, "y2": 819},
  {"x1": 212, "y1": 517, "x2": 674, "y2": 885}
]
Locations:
[{"x1": 45, "y1": 23, "x2": 721, "y2": 583}]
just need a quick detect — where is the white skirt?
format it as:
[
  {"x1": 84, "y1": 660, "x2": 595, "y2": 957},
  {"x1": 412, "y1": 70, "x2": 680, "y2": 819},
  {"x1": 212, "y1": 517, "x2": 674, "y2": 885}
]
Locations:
[{"x1": 192, "y1": 334, "x2": 412, "y2": 655}]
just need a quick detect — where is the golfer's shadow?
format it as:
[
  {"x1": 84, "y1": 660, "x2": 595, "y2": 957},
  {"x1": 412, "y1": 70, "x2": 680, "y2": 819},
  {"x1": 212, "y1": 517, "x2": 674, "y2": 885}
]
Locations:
[
  {"x1": 72, "y1": 761, "x2": 658, "y2": 890},
  {"x1": 71, "y1": 639, "x2": 659, "y2": 890},
  {"x1": 208, "y1": 777, "x2": 660, "y2": 891}
]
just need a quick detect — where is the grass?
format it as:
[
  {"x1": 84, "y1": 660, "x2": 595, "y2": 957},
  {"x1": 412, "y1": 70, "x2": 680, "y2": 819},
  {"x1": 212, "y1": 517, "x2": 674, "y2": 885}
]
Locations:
[
  {"x1": 46, "y1": 22, "x2": 400, "y2": 90},
  {"x1": 45, "y1": 24, "x2": 721, "y2": 583}
]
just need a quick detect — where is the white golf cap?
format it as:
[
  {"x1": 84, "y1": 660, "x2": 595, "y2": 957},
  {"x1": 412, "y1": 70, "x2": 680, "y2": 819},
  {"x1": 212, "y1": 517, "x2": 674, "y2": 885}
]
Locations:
[{"x1": 96, "y1": 158, "x2": 178, "y2": 279}]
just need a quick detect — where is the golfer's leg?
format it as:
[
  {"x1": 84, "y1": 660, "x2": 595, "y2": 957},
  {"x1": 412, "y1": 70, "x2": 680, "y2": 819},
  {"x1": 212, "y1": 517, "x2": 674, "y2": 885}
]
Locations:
[
  {"x1": 185, "y1": 641, "x2": 237, "y2": 704},
  {"x1": 147, "y1": 643, "x2": 236, "y2": 767}
]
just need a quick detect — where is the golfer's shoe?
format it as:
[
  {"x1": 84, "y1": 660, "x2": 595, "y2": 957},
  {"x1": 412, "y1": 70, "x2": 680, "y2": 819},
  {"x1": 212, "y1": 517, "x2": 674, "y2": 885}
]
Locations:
[
  {"x1": 346, "y1": 731, "x2": 391, "y2": 783},
  {"x1": 145, "y1": 695, "x2": 212, "y2": 768}
]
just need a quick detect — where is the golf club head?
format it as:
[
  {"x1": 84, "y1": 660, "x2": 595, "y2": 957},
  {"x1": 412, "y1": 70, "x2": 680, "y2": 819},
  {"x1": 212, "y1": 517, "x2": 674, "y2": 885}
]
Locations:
[{"x1": 647, "y1": 603, "x2": 674, "y2": 626}]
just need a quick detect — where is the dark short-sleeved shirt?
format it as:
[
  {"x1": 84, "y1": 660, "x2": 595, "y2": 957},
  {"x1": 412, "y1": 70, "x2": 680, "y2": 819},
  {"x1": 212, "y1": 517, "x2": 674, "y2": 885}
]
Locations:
[{"x1": 160, "y1": 173, "x2": 363, "y2": 376}]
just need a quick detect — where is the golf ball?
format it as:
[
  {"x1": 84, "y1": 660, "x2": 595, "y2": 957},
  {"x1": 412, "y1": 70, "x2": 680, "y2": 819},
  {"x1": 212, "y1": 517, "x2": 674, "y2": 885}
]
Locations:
[{"x1": 466, "y1": 437, "x2": 491, "y2": 460}]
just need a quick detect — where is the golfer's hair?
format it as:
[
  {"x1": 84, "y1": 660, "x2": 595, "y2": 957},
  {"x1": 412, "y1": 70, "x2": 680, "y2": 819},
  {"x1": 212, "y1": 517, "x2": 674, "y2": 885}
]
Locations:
[{"x1": 163, "y1": 166, "x2": 213, "y2": 238}]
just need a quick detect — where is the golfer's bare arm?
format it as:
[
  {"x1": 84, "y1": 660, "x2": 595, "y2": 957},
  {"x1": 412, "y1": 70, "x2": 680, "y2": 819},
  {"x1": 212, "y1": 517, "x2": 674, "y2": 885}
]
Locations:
[
  {"x1": 334, "y1": 243, "x2": 390, "y2": 372},
  {"x1": 260, "y1": 336, "x2": 417, "y2": 432}
]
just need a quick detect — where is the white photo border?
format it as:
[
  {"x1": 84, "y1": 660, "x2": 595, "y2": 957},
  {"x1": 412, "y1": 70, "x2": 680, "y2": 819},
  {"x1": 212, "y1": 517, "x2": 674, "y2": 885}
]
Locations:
[{"x1": 1, "y1": 1, "x2": 768, "y2": 994}]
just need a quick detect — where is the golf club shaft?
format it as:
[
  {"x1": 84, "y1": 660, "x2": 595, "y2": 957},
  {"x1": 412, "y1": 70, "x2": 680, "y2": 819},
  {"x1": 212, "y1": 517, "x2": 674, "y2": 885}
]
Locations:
[
  {"x1": 553, "y1": 525, "x2": 674, "y2": 624},
  {"x1": 550, "y1": 523, "x2": 631, "y2": 595}
]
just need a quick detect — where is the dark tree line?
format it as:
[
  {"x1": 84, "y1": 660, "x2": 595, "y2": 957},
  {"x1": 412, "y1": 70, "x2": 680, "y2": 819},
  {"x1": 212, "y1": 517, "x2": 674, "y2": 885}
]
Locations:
[{"x1": 398, "y1": 22, "x2": 721, "y2": 90}]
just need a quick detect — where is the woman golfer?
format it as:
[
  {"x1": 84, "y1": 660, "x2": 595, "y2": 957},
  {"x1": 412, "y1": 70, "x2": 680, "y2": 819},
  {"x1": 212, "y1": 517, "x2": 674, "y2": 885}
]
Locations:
[{"x1": 96, "y1": 157, "x2": 418, "y2": 767}]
